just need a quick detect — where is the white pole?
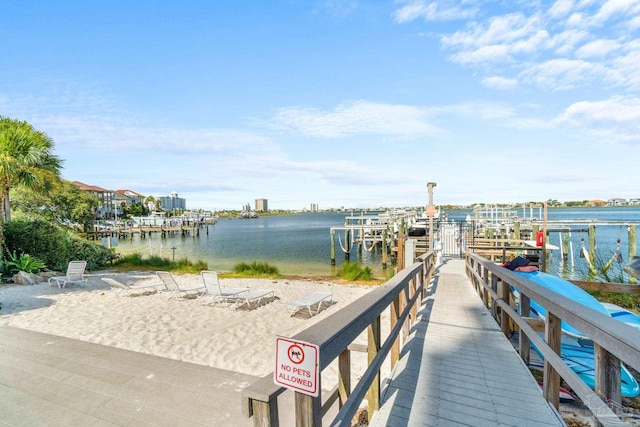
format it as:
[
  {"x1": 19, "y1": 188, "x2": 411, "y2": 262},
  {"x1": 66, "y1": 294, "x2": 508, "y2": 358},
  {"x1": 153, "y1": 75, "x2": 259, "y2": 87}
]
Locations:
[
  {"x1": 569, "y1": 231, "x2": 575, "y2": 271},
  {"x1": 558, "y1": 232, "x2": 564, "y2": 267}
]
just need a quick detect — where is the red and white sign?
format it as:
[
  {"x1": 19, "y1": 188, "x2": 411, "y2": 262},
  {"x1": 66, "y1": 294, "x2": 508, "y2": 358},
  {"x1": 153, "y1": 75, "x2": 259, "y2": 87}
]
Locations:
[{"x1": 274, "y1": 336, "x2": 319, "y2": 397}]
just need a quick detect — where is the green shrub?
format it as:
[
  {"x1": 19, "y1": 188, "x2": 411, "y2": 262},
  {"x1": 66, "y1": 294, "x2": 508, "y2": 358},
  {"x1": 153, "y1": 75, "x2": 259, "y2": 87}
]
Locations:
[
  {"x1": 232, "y1": 261, "x2": 281, "y2": 278},
  {"x1": 113, "y1": 253, "x2": 208, "y2": 274},
  {"x1": 3, "y1": 251, "x2": 46, "y2": 274},
  {"x1": 4, "y1": 219, "x2": 110, "y2": 271},
  {"x1": 589, "y1": 291, "x2": 640, "y2": 310},
  {"x1": 336, "y1": 262, "x2": 373, "y2": 281}
]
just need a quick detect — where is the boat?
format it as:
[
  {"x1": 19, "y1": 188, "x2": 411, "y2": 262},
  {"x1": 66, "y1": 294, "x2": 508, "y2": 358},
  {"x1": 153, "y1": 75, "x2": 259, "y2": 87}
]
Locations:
[
  {"x1": 550, "y1": 343, "x2": 640, "y2": 398},
  {"x1": 602, "y1": 302, "x2": 640, "y2": 331},
  {"x1": 537, "y1": 382, "x2": 575, "y2": 403},
  {"x1": 514, "y1": 270, "x2": 610, "y2": 339},
  {"x1": 408, "y1": 218, "x2": 427, "y2": 236},
  {"x1": 512, "y1": 270, "x2": 640, "y2": 397}
]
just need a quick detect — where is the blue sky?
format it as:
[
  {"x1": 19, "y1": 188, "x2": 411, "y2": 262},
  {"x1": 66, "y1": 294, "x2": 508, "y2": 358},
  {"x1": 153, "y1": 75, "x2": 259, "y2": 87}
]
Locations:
[{"x1": 2, "y1": 1, "x2": 640, "y2": 210}]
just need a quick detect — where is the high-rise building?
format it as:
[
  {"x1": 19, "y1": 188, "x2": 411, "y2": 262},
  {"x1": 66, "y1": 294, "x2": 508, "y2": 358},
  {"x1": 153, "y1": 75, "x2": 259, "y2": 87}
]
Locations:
[
  {"x1": 159, "y1": 191, "x2": 186, "y2": 211},
  {"x1": 255, "y1": 198, "x2": 268, "y2": 212},
  {"x1": 310, "y1": 203, "x2": 318, "y2": 212}
]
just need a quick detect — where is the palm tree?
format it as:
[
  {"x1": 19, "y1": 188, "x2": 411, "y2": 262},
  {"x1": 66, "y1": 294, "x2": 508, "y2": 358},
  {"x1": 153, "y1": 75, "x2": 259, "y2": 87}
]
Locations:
[{"x1": 0, "y1": 117, "x2": 62, "y2": 248}]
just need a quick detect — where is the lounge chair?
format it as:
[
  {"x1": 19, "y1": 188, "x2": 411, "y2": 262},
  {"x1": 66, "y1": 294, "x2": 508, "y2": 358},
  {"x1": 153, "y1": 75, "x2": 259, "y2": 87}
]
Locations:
[
  {"x1": 199, "y1": 271, "x2": 249, "y2": 305},
  {"x1": 282, "y1": 291, "x2": 333, "y2": 317},
  {"x1": 156, "y1": 271, "x2": 205, "y2": 299},
  {"x1": 101, "y1": 277, "x2": 164, "y2": 296},
  {"x1": 48, "y1": 261, "x2": 87, "y2": 289},
  {"x1": 233, "y1": 289, "x2": 275, "y2": 310}
]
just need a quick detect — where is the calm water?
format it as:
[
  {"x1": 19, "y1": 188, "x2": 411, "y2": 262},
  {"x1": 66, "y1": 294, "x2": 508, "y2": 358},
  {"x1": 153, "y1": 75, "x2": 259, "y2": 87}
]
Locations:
[
  {"x1": 115, "y1": 212, "x2": 371, "y2": 276},
  {"x1": 114, "y1": 208, "x2": 640, "y2": 280}
]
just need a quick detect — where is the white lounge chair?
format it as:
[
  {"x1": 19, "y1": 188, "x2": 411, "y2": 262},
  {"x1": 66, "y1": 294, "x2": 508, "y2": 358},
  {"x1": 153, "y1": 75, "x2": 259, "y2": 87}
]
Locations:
[
  {"x1": 283, "y1": 292, "x2": 333, "y2": 317},
  {"x1": 48, "y1": 261, "x2": 87, "y2": 289},
  {"x1": 101, "y1": 277, "x2": 164, "y2": 296},
  {"x1": 156, "y1": 271, "x2": 205, "y2": 299},
  {"x1": 199, "y1": 271, "x2": 249, "y2": 305},
  {"x1": 233, "y1": 289, "x2": 275, "y2": 310}
]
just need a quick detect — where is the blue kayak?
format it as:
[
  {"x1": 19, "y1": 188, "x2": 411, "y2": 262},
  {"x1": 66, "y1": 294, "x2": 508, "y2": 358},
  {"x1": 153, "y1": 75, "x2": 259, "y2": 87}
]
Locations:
[
  {"x1": 602, "y1": 302, "x2": 640, "y2": 331},
  {"x1": 514, "y1": 271, "x2": 610, "y2": 338},
  {"x1": 530, "y1": 342, "x2": 640, "y2": 398},
  {"x1": 513, "y1": 270, "x2": 640, "y2": 397}
]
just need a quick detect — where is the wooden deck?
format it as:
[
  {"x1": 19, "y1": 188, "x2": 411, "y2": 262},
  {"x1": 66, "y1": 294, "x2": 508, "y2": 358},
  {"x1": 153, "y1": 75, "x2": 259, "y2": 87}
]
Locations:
[
  {"x1": 370, "y1": 258, "x2": 566, "y2": 427},
  {"x1": 0, "y1": 326, "x2": 258, "y2": 426}
]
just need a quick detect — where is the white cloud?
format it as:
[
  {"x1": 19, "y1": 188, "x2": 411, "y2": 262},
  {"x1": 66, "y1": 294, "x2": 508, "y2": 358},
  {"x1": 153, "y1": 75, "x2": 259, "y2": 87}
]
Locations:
[
  {"x1": 441, "y1": 13, "x2": 544, "y2": 50},
  {"x1": 549, "y1": 0, "x2": 576, "y2": 19},
  {"x1": 36, "y1": 114, "x2": 278, "y2": 157},
  {"x1": 393, "y1": 0, "x2": 477, "y2": 23},
  {"x1": 399, "y1": 1, "x2": 640, "y2": 92},
  {"x1": 575, "y1": 39, "x2": 621, "y2": 58},
  {"x1": 481, "y1": 76, "x2": 519, "y2": 90},
  {"x1": 555, "y1": 96, "x2": 640, "y2": 143},
  {"x1": 609, "y1": 40, "x2": 640, "y2": 89},
  {"x1": 592, "y1": 0, "x2": 640, "y2": 26},
  {"x1": 520, "y1": 58, "x2": 604, "y2": 90},
  {"x1": 436, "y1": 101, "x2": 517, "y2": 121},
  {"x1": 548, "y1": 28, "x2": 590, "y2": 55},
  {"x1": 267, "y1": 101, "x2": 441, "y2": 138}
]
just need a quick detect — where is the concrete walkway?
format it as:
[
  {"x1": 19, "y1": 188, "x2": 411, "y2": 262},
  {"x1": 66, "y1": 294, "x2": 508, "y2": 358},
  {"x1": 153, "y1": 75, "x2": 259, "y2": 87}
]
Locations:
[
  {"x1": 0, "y1": 326, "x2": 257, "y2": 426},
  {"x1": 370, "y1": 258, "x2": 566, "y2": 427}
]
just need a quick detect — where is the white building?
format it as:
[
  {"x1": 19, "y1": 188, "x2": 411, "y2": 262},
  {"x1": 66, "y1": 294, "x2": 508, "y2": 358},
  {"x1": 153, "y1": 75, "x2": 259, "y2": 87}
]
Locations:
[
  {"x1": 159, "y1": 191, "x2": 186, "y2": 211},
  {"x1": 255, "y1": 198, "x2": 268, "y2": 212}
]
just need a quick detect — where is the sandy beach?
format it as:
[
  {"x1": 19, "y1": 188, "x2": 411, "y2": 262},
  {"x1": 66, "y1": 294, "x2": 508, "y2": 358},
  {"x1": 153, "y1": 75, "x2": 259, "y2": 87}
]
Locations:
[{"x1": 0, "y1": 271, "x2": 382, "y2": 394}]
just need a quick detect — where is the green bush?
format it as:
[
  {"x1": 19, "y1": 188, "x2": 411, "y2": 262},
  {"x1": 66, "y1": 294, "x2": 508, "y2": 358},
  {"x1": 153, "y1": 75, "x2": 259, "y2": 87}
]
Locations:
[
  {"x1": 232, "y1": 261, "x2": 281, "y2": 278},
  {"x1": 3, "y1": 251, "x2": 46, "y2": 274},
  {"x1": 336, "y1": 262, "x2": 373, "y2": 281},
  {"x1": 589, "y1": 291, "x2": 640, "y2": 310},
  {"x1": 113, "y1": 253, "x2": 208, "y2": 274},
  {"x1": 4, "y1": 219, "x2": 110, "y2": 271}
]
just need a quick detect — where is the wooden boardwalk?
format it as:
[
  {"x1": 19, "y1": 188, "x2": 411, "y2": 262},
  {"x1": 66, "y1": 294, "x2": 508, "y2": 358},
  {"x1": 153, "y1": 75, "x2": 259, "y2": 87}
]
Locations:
[
  {"x1": 370, "y1": 258, "x2": 566, "y2": 427},
  {"x1": 0, "y1": 326, "x2": 257, "y2": 426}
]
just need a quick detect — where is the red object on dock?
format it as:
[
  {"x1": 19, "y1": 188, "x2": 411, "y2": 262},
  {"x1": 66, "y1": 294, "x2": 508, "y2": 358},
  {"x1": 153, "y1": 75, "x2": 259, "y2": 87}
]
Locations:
[{"x1": 536, "y1": 231, "x2": 545, "y2": 247}]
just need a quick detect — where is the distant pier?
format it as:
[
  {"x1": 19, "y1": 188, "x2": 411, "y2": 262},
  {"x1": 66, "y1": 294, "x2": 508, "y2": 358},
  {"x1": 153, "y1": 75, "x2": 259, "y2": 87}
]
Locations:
[{"x1": 87, "y1": 214, "x2": 218, "y2": 241}]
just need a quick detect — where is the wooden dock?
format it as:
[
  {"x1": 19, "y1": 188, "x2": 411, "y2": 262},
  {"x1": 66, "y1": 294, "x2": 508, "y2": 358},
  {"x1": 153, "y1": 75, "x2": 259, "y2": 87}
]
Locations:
[
  {"x1": 0, "y1": 326, "x2": 257, "y2": 426},
  {"x1": 370, "y1": 259, "x2": 565, "y2": 426}
]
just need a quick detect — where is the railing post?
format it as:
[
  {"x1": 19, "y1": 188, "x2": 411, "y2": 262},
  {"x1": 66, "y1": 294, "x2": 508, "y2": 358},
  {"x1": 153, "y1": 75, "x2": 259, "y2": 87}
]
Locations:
[
  {"x1": 401, "y1": 283, "x2": 410, "y2": 343},
  {"x1": 295, "y1": 392, "x2": 322, "y2": 427},
  {"x1": 367, "y1": 316, "x2": 381, "y2": 423},
  {"x1": 519, "y1": 293, "x2": 531, "y2": 367},
  {"x1": 397, "y1": 235, "x2": 405, "y2": 272},
  {"x1": 543, "y1": 311, "x2": 561, "y2": 409},
  {"x1": 594, "y1": 343, "x2": 622, "y2": 410},
  {"x1": 251, "y1": 398, "x2": 278, "y2": 427},
  {"x1": 500, "y1": 280, "x2": 510, "y2": 337},
  {"x1": 390, "y1": 294, "x2": 400, "y2": 369},
  {"x1": 338, "y1": 349, "x2": 351, "y2": 408},
  {"x1": 419, "y1": 262, "x2": 425, "y2": 300},
  {"x1": 481, "y1": 267, "x2": 489, "y2": 307},
  {"x1": 410, "y1": 276, "x2": 417, "y2": 322}
]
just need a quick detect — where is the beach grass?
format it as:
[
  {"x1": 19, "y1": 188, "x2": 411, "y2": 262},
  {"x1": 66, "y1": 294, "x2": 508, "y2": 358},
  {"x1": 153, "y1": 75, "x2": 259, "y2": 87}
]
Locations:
[
  {"x1": 226, "y1": 261, "x2": 282, "y2": 279},
  {"x1": 110, "y1": 253, "x2": 208, "y2": 274},
  {"x1": 336, "y1": 262, "x2": 373, "y2": 281},
  {"x1": 588, "y1": 290, "x2": 640, "y2": 311}
]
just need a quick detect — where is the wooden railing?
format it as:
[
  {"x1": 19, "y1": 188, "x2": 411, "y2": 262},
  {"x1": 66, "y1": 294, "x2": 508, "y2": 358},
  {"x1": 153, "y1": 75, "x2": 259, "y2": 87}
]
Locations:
[
  {"x1": 242, "y1": 252, "x2": 435, "y2": 426},
  {"x1": 465, "y1": 252, "x2": 640, "y2": 427}
]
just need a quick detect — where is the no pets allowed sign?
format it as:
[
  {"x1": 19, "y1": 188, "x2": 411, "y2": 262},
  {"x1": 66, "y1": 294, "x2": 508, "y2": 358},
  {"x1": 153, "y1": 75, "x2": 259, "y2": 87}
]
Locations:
[{"x1": 274, "y1": 336, "x2": 319, "y2": 397}]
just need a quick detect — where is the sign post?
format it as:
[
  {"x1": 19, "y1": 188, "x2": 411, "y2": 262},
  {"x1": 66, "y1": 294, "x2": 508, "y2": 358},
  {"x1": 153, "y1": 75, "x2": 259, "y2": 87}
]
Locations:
[{"x1": 274, "y1": 336, "x2": 320, "y2": 397}]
